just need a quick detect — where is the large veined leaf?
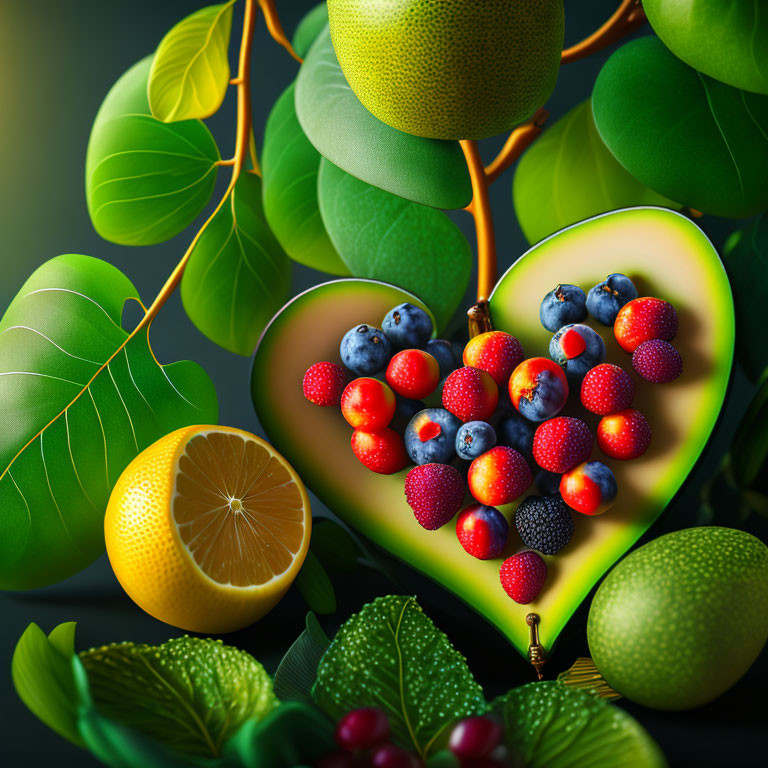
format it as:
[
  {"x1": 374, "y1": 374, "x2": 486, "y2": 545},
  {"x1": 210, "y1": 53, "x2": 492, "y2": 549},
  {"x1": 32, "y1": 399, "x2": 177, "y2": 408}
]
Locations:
[
  {"x1": 592, "y1": 36, "x2": 768, "y2": 218},
  {"x1": 291, "y1": 3, "x2": 328, "y2": 59},
  {"x1": 312, "y1": 596, "x2": 486, "y2": 758},
  {"x1": 0, "y1": 254, "x2": 218, "y2": 589},
  {"x1": 86, "y1": 57, "x2": 220, "y2": 245},
  {"x1": 513, "y1": 100, "x2": 678, "y2": 245},
  {"x1": 295, "y1": 28, "x2": 471, "y2": 210},
  {"x1": 644, "y1": 0, "x2": 768, "y2": 95},
  {"x1": 148, "y1": 2, "x2": 235, "y2": 122},
  {"x1": 261, "y1": 84, "x2": 348, "y2": 275},
  {"x1": 317, "y1": 159, "x2": 471, "y2": 331},
  {"x1": 180, "y1": 174, "x2": 292, "y2": 356}
]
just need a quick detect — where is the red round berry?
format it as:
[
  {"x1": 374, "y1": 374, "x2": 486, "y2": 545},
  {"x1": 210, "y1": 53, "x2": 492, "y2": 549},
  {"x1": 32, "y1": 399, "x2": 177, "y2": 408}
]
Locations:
[
  {"x1": 351, "y1": 429, "x2": 408, "y2": 474},
  {"x1": 456, "y1": 504, "x2": 509, "y2": 559},
  {"x1": 614, "y1": 297, "x2": 678, "y2": 352},
  {"x1": 559, "y1": 327, "x2": 587, "y2": 359},
  {"x1": 632, "y1": 339, "x2": 683, "y2": 383},
  {"x1": 335, "y1": 708, "x2": 390, "y2": 751},
  {"x1": 467, "y1": 446, "x2": 532, "y2": 506},
  {"x1": 449, "y1": 715, "x2": 503, "y2": 759},
  {"x1": 597, "y1": 408, "x2": 651, "y2": 460},
  {"x1": 580, "y1": 363, "x2": 635, "y2": 415},
  {"x1": 500, "y1": 550, "x2": 547, "y2": 604},
  {"x1": 341, "y1": 378, "x2": 396, "y2": 430},
  {"x1": 405, "y1": 463, "x2": 466, "y2": 530},
  {"x1": 371, "y1": 743, "x2": 421, "y2": 768},
  {"x1": 386, "y1": 349, "x2": 440, "y2": 400},
  {"x1": 533, "y1": 417, "x2": 593, "y2": 473},
  {"x1": 463, "y1": 331, "x2": 524, "y2": 387},
  {"x1": 559, "y1": 460, "x2": 617, "y2": 516},
  {"x1": 303, "y1": 361, "x2": 350, "y2": 406},
  {"x1": 442, "y1": 366, "x2": 499, "y2": 422}
]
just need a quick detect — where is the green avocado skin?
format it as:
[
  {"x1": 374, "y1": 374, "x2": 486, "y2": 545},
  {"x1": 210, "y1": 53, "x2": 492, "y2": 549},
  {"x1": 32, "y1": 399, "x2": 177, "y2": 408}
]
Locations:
[{"x1": 588, "y1": 527, "x2": 768, "y2": 710}]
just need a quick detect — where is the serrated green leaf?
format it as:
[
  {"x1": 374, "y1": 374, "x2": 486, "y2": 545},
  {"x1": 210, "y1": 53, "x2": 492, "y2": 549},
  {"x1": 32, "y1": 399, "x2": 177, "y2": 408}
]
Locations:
[
  {"x1": 312, "y1": 596, "x2": 486, "y2": 758},
  {"x1": 86, "y1": 56, "x2": 220, "y2": 245},
  {"x1": 295, "y1": 550, "x2": 337, "y2": 614},
  {"x1": 180, "y1": 173, "x2": 291, "y2": 356},
  {"x1": 317, "y1": 159, "x2": 471, "y2": 331},
  {"x1": 0, "y1": 254, "x2": 218, "y2": 589},
  {"x1": 592, "y1": 36, "x2": 768, "y2": 218},
  {"x1": 261, "y1": 84, "x2": 348, "y2": 275},
  {"x1": 291, "y1": 3, "x2": 328, "y2": 59},
  {"x1": 274, "y1": 613, "x2": 330, "y2": 705},
  {"x1": 492, "y1": 682, "x2": 666, "y2": 768},
  {"x1": 149, "y1": 2, "x2": 235, "y2": 122},
  {"x1": 295, "y1": 28, "x2": 471, "y2": 210},
  {"x1": 513, "y1": 100, "x2": 678, "y2": 245}
]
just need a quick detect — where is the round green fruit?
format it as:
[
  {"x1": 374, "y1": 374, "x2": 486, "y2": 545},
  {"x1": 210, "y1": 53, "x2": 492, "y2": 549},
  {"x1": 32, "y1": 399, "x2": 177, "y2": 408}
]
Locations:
[
  {"x1": 326, "y1": 0, "x2": 564, "y2": 140},
  {"x1": 588, "y1": 526, "x2": 768, "y2": 710}
]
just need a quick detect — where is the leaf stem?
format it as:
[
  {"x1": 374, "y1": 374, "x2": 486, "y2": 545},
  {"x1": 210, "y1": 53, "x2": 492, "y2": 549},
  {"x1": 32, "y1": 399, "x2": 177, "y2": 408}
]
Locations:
[
  {"x1": 484, "y1": 108, "x2": 549, "y2": 184},
  {"x1": 248, "y1": 129, "x2": 262, "y2": 176},
  {"x1": 257, "y1": 0, "x2": 303, "y2": 63}
]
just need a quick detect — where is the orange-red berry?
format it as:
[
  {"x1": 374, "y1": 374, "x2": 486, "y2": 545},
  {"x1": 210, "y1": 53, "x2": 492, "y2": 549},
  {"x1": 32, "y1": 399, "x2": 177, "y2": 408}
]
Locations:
[
  {"x1": 462, "y1": 331, "x2": 524, "y2": 388},
  {"x1": 341, "y1": 378, "x2": 396, "y2": 430},
  {"x1": 386, "y1": 349, "x2": 440, "y2": 400}
]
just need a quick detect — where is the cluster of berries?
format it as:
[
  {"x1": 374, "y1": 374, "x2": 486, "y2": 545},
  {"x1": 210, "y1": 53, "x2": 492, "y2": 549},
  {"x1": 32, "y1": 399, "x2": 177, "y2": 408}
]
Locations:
[{"x1": 317, "y1": 708, "x2": 508, "y2": 768}]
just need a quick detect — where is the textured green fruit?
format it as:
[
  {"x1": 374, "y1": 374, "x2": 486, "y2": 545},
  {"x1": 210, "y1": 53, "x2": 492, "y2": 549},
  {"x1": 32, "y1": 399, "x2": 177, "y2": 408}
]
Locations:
[
  {"x1": 327, "y1": 0, "x2": 564, "y2": 140},
  {"x1": 588, "y1": 527, "x2": 768, "y2": 710}
]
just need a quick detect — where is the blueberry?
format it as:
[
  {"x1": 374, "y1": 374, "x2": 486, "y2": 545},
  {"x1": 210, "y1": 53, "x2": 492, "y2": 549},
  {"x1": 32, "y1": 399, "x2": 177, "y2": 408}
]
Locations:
[
  {"x1": 535, "y1": 469, "x2": 562, "y2": 496},
  {"x1": 587, "y1": 273, "x2": 638, "y2": 325},
  {"x1": 518, "y1": 369, "x2": 567, "y2": 422},
  {"x1": 540, "y1": 284, "x2": 587, "y2": 332},
  {"x1": 549, "y1": 323, "x2": 606, "y2": 382},
  {"x1": 340, "y1": 324, "x2": 392, "y2": 375},
  {"x1": 405, "y1": 408, "x2": 460, "y2": 465},
  {"x1": 382, "y1": 303, "x2": 433, "y2": 348},
  {"x1": 391, "y1": 395, "x2": 425, "y2": 433},
  {"x1": 426, "y1": 338, "x2": 460, "y2": 378},
  {"x1": 455, "y1": 421, "x2": 496, "y2": 460},
  {"x1": 497, "y1": 412, "x2": 535, "y2": 461}
]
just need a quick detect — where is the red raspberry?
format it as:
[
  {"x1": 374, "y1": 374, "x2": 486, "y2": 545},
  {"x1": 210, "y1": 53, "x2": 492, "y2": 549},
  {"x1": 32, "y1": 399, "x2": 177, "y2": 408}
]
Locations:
[
  {"x1": 442, "y1": 366, "x2": 499, "y2": 422},
  {"x1": 632, "y1": 339, "x2": 683, "y2": 383},
  {"x1": 386, "y1": 349, "x2": 440, "y2": 400},
  {"x1": 614, "y1": 297, "x2": 678, "y2": 352},
  {"x1": 302, "y1": 361, "x2": 350, "y2": 406},
  {"x1": 462, "y1": 331, "x2": 524, "y2": 387},
  {"x1": 404, "y1": 463, "x2": 465, "y2": 530},
  {"x1": 341, "y1": 378, "x2": 396, "y2": 430},
  {"x1": 533, "y1": 417, "x2": 593, "y2": 473},
  {"x1": 500, "y1": 551, "x2": 547, "y2": 604},
  {"x1": 351, "y1": 429, "x2": 408, "y2": 474},
  {"x1": 597, "y1": 408, "x2": 651, "y2": 460},
  {"x1": 580, "y1": 363, "x2": 635, "y2": 415},
  {"x1": 467, "y1": 446, "x2": 532, "y2": 506}
]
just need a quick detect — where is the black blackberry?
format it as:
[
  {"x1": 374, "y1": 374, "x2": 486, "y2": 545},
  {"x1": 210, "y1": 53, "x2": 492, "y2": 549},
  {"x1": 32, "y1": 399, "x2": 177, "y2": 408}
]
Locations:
[{"x1": 515, "y1": 494, "x2": 573, "y2": 555}]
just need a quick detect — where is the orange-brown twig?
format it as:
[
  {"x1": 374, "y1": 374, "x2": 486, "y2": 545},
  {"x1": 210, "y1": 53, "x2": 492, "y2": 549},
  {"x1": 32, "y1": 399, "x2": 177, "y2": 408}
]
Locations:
[
  {"x1": 257, "y1": 0, "x2": 303, "y2": 63},
  {"x1": 485, "y1": 108, "x2": 549, "y2": 185}
]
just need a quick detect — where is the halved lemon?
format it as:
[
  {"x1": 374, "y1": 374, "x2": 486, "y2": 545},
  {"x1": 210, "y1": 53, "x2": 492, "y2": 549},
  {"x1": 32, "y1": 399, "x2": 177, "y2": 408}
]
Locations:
[{"x1": 105, "y1": 425, "x2": 311, "y2": 633}]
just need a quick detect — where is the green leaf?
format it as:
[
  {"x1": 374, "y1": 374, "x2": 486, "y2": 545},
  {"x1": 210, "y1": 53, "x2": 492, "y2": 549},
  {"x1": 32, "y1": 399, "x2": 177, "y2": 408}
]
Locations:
[
  {"x1": 730, "y1": 368, "x2": 768, "y2": 493},
  {"x1": 291, "y1": 3, "x2": 328, "y2": 59},
  {"x1": 11, "y1": 623, "x2": 82, "y2": 747},
  {"x1": 592, "y1": 36, "x2": 768, "y2": 218},
  {"x1": 86, "y1": 56, "x2": 220, "y2": 245},
  {"x1": 556, "y1": 657, "x2": 621, "y2": 700},
  {"x1": 312, "y1": 596, "x2": 486, "y2": 758},
  {"x1": 180, "y1": 174, "x2": 292, "y2": 356},
  {"x1": 148, "y1": 2, "x2": 235, "y2": 122},
  {"x1": 261, "y1": 84, "x2": 348, "y2": 275},
  {"x1": 723, "y1": 214, "x2": 768, "y2": 380},
  {"x1": 492, "y1": 682, "x2": 666, "y2": 768},
  {"x1": 310, "y1": 519, "x2": 365, "y2": 573},
  {"x1": 295, "y1": 550, "x2": 337, "y2": 614},
  {"x1": 317, "y1": 159, "x2": 471, "y2": 331},
  {"x1": 274, "y1": 613, "x2": 331, "y2": 705},
  {"x1": 0, "y1": 254, "x2": 218, "y2": 589},
  {"x1": 644, "y1": 0, "x2": 768, "y2": 95},
  {"x1": 295, "y1": 28, "x2": 471, "y2": 210},
  {"x1": 78, "y1": 636, "x2": 277, "y2": 760},
  {"x1": 513, "y1": 100, "x2": 678, "y2": 245}
]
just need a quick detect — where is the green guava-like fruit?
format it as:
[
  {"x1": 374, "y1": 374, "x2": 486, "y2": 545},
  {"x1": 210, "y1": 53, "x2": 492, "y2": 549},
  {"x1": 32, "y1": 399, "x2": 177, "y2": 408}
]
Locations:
[
  {"x1": 252, "y1": 208, "x2": 734, "y2": 656},
  {"x1": 326, "y1": 0, "x2": 564, "y2": 140},
  {"x1": 588, "y1": 526, "x2": 768, "y2": 710}
]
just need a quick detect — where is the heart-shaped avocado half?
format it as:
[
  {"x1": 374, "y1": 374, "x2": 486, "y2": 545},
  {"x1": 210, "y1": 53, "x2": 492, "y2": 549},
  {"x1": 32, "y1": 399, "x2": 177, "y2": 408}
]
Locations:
[{"x1": 251, "y1": 208, "x2": 733, "y2": 656}]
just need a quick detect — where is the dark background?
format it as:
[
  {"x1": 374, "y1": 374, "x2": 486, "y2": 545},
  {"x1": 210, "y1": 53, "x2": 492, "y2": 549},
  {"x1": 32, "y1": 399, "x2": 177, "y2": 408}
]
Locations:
[{"x1": 1, "y1": 1, "x2": 766, "y2": 766}]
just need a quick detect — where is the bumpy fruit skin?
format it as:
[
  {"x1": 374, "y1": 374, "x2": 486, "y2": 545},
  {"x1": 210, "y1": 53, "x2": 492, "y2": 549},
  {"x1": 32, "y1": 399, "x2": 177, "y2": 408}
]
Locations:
[
  {"x1": 597, "y1": 408, "x2": 651, "y2": 460},
  {"x1": 404, "y1": 463, "x2": 465, "y2": 530},
  {"x1": 632, "y1": 339, "x2": 683, "y2": 383},
  {"x1": 341, "y1": 378, "x2": 396, "y2": 430},
  {"x1": 539, "y1": 283, "x2": 587, "y2": 332},
  {"x1": 404, "y1": 408, "x2": 461, "y2": 465},
  {"x1": 455, "y1": 504, "x2": 509, "y2": 560},
  {"x1": 302, "y1": 361, "x2": 350, "y2": 406},
  {"x1": 351, "y1": 428, "x2": 408, "y2": 474},
  {"x1": 335, "y1": 707, "x2": 390, "y2": 751},
  {"x1": 448, "y1": 715, "x2": 503, "y2": 758},
  {"x1": 515, "y1": 495, "x2": 574, "y2": 555},
  {"x1": 455, "y1": 420, "x2": 497, "y2": 460},
  {"x1": 468, "y1": 446, "x2": 532, "y2": 506},
  {"x1": 497, "y1": 411, "x2": 535, "y2": 461},
  {"x1": 614, "y1": 297, "x2": 678, "y2": 352},
  {"x1": 382, "y1": 302, "x2": 433, "y2": 348},
  {"x1": 580, "y1": 363, "x2": 635, "y2": 415},
  {"x1": 549, "y1": 323, "x2": 606, "y2": 381},
  {"x1": 328, "y1": 0, "x2": 565, "y2": 140},
  {"x1": 340, "y1": 323, "x2": 392, "y2": 375},
  {"x1": 588, "y1": 527, "x2": 768, "y2": 710},
  {"x1": 508, "y1": 357, "x2": 569, "y2": 422},
  {"x1": 442, "y1": 366, "x2": 499, "y2": 422},
  {"x1": 426, "y1": 338, "x2": 459, "y2": 378},
  {"x1": 560, "y1": 460, "x2": 617, "y2": 515},
  {"x1": 500, "y1": 550, "x2": 547, "y2": 604},
  {"x1": 463, "y1": 331, "x2": 524, "y2": 387},
  {"x1": 586, "y1": 273, "x2": 638, "y2": 325},
  {"x1": 533, "y1": 417, "x2": 593, "y2": 473},
  {"x1": 386, "y1": 349, "x2": 440, "y2": 399}
]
